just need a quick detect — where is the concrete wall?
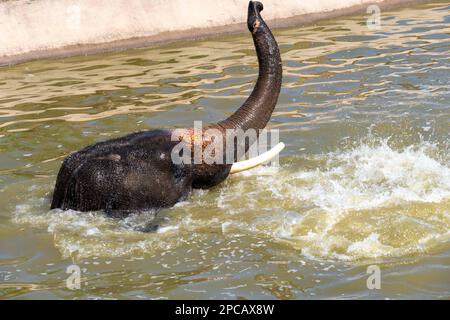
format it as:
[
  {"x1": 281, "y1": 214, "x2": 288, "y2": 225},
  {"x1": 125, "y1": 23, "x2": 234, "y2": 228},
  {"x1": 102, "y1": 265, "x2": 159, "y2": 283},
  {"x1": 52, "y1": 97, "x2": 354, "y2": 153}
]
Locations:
[{"x1": 0, "y1": 0, "x2": 422, "y2": 65}]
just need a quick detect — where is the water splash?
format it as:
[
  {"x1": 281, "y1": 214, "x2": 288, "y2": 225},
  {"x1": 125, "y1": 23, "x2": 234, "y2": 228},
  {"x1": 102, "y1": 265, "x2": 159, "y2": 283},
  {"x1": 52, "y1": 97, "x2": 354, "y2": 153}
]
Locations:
[
  {"x1": 13, "y1": 139, "x2": 450, "y2": 261},
  {"x1": 219, "y1": 139, "x2": 450, "y2": 261}
]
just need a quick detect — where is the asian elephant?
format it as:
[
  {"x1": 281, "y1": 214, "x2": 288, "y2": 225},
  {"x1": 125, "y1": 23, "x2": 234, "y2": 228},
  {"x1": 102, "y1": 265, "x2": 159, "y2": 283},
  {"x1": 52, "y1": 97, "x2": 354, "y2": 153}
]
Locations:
[{"x1": 51, "y1": 1, "x2": 283, "y2": 214}]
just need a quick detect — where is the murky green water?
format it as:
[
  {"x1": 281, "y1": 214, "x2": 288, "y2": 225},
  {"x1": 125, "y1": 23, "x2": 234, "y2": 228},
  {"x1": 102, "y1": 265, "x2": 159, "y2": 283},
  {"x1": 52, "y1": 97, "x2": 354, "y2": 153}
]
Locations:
[{"x1": 1, "y1": 2, "x2": 449, "y2": 299}]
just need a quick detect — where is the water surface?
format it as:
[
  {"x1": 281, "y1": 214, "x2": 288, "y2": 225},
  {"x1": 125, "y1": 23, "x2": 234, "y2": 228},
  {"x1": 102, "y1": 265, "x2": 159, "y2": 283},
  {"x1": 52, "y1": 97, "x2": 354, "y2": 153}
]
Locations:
[{"x1": 0, "y1": 1, "x2": 449, "y2": 299}]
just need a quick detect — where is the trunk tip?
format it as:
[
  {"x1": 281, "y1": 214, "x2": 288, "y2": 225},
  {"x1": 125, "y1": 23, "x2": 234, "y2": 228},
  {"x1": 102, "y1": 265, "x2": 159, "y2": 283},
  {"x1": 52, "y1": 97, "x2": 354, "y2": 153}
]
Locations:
[
  {"x1": 248, "y1": 1, "x2": 264, "y2": 33},
  {"x1": 249, "y1": 1, "x2": 264, "y2": 13}
]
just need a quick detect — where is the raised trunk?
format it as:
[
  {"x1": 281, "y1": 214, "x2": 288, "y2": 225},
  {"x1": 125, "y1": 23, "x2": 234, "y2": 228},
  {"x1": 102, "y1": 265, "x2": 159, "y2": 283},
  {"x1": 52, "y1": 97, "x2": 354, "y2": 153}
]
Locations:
[
  {"x1": 216, "y1": 1, "x2": 282, "y2": 132},
  {"x1": 192, "y1": 1, "x2": 282, "y2": 188}
]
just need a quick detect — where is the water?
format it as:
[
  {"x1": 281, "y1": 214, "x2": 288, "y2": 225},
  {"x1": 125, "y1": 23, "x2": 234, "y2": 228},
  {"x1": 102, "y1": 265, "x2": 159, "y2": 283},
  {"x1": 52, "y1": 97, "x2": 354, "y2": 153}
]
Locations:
[{"x1": 1, "y1": 1, "x2": 449, "y2": 299}]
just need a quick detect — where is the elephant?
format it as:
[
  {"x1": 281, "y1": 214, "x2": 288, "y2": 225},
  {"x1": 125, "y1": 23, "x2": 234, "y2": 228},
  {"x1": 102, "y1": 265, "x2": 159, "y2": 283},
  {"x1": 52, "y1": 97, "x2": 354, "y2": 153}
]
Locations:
[{"x1": 50, "y1": 1, "x2": 283, "y2": 214}]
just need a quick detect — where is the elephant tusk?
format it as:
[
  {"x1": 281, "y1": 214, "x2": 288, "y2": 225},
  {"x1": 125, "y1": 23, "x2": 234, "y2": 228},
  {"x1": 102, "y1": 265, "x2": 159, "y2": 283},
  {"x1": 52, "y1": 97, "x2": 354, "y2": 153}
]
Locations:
[{"x1": 230, "y1": 142, "x2": 285, "y2": 174}]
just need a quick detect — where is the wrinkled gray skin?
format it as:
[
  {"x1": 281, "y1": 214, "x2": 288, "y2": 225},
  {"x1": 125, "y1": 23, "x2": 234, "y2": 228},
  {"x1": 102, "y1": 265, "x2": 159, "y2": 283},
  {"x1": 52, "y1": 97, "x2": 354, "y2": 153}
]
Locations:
[{"x1": 51, "y1": 1, "x2": 282, "y2": 215}]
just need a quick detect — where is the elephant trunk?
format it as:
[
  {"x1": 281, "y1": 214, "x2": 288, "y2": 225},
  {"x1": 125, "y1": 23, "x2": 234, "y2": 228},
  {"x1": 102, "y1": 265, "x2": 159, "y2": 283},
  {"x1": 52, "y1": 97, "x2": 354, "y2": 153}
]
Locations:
[
  {"x1": 191, "y1": 1, "x2": 282, "y2": 188},
  {"x1": 216, "y1": 1, "x2": 282, "y2": 133}
]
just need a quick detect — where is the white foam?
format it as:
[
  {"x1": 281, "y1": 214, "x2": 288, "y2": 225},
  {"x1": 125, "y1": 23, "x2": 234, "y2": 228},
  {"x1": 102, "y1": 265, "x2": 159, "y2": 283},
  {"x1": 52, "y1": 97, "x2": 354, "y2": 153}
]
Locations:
[
  {"x1": 292, "y1": 142, "x2": 450, "y2": 212},
  {"x1": 346, "y1": 233, "x2": 395, "y2": 258},
  {"x1": 156, "y1": 225, "x2": 179, "y2": 234}
]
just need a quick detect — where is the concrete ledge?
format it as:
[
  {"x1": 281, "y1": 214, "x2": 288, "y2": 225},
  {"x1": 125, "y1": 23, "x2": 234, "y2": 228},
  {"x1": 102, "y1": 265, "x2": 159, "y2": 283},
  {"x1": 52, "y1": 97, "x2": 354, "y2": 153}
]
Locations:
[{"x1": 0, "y1": 0, "x2": 428, "y2": 66}]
